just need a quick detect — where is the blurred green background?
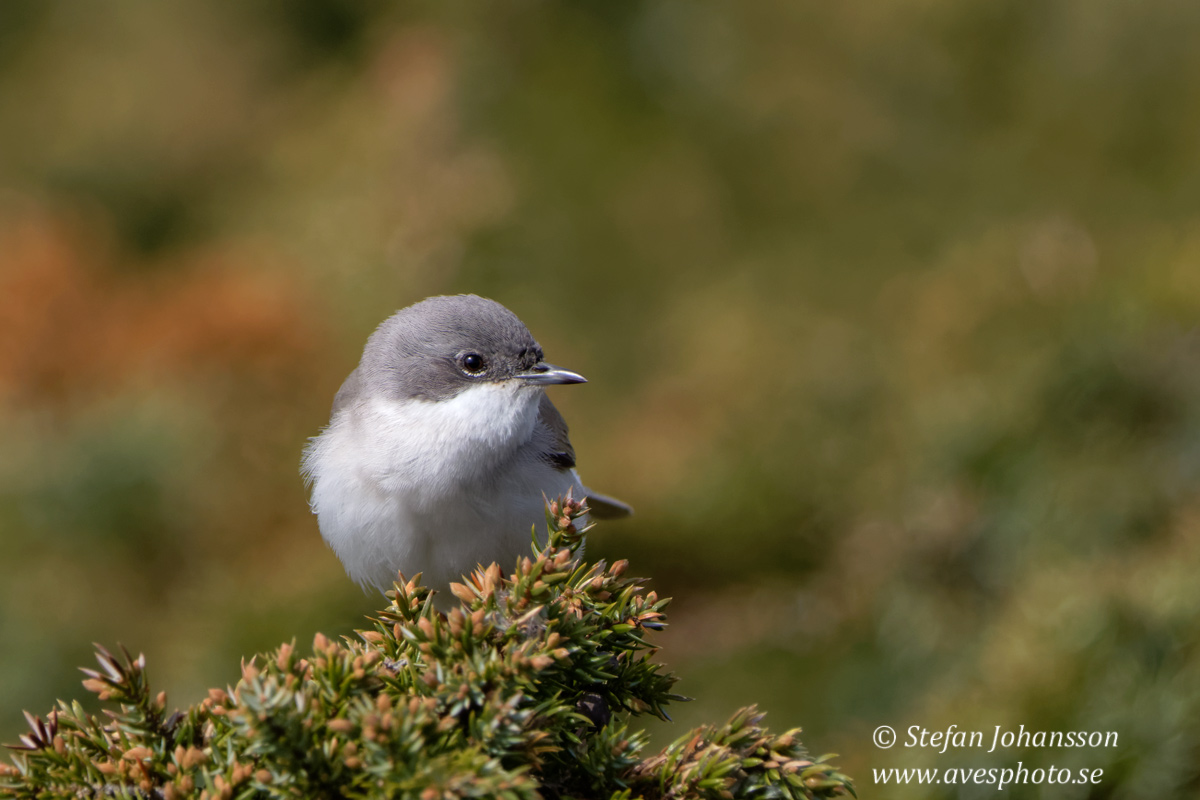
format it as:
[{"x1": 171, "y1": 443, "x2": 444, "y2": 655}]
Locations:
[{"x1": 3, "y1": 1, "x2": 1200, "y2": 796}]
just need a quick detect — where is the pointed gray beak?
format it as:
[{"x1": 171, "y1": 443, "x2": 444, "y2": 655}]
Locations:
[{"x1": 517, "y1": 362, "x2": 587, "y2": 385}]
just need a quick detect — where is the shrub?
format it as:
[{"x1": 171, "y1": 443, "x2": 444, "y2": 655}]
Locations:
[{"x1": 2, "y1": 497, "x2": 853, "y2": 799}]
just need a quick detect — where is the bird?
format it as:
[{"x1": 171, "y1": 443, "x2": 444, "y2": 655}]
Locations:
[{"x1": 301, "y1": 294, "x2": 631, "y2": 598}]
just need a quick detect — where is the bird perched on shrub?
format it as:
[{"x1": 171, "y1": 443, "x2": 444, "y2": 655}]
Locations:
[{"x1": 302, "y1": 294, "x2": 631, "y2": 596}]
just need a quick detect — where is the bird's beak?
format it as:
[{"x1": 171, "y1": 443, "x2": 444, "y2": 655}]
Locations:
[{"x1": 516, "y1": 362, "x2": 587, "y2": 385}]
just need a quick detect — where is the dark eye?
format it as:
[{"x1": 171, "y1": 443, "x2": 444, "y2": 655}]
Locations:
[{"x1": 460, "y1": 353, "x2": 486, "y2": 375}]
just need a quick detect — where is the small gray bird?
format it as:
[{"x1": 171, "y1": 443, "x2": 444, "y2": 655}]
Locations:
[{"x1": 302, "y1": 294, "x2": 631, "y2": 597}]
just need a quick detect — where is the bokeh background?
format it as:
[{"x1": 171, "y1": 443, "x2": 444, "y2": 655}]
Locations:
[{"x1": 3, "y1": 2, "x2": 1200, "y2": 797}]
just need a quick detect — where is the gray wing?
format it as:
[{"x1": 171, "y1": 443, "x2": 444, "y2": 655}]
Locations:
[
  {"x1": 537, "y1": 393, "x2": 577, "y2": 470},
  {"x1": 537, "y1": 394, "x2": 633, "y2": 519}
]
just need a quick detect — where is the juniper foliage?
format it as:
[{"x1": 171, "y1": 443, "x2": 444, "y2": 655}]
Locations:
[{"x1": 1, "y1": 498, "x2": 854, "y2": 799}]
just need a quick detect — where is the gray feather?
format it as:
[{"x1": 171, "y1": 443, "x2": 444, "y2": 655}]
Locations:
[
  {"x1": 537, "y1": 393, "x2": 576, "y2": 470},
  {"x1": 352, "y1": 295, "x2": 545, "y2": 404},
  {"x1": 584, "y1": 491, "x2": 634, "y2": 519}
]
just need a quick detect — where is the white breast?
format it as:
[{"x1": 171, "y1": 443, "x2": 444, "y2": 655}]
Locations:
[{"x1": 302, "y1": 382, "x2": 583, "y2": 595}]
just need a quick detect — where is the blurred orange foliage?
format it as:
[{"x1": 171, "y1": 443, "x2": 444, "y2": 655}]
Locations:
[{"x1": 0, "y1": 207, "x2": 320, "y2": 406}]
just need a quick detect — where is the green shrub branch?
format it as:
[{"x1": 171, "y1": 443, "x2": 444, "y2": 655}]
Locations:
[{"x1": 2, "y1": 497, "x2": 854, "y2": 799}]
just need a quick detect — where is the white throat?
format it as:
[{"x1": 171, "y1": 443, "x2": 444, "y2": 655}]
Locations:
[
  {"x1": 307, "y1": 381, "x2": 543, "y2": 501},
  {"x1": 369, "y1": 381, "x2": 542, "y2": 491},
  {"x1": 301, "y1": 380, "x2": 580, "y2": 595}
]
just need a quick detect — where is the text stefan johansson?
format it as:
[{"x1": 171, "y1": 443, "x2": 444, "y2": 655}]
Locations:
[{"x1": 906, "y1": 725, "x2": 1118, "y2": 754}]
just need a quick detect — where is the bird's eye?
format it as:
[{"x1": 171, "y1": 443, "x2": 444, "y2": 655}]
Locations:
[{"x1": 460, "y1": 353, "x2": 486, "y2": 375}]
